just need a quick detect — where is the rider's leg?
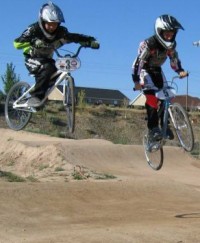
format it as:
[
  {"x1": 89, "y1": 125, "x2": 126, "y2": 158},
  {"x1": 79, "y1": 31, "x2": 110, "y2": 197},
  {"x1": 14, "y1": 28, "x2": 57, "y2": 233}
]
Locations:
[
  {"x1": 31, "y1": 59, "x2": 57, "y2": 99},
  {"x1": 140, "y1": 69, "x2": 164, "y2": 141},
  {"x1": 145, "y1": 93, "x2": 162, "y2": 141},
  {"x1": 146, "y1": 103, "x2": 159, "y2": 129},
  {"x1": 25, "y1": 57, "x2": 57, "y2": 107}
]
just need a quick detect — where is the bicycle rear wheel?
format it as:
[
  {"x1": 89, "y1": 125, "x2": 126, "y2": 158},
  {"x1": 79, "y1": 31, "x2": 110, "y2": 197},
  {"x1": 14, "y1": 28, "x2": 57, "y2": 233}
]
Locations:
[
  {"x1": 170, "y1": 103, "x2": 194, "y2": 152},
  {"x1": 5, "y1": 82, "x2": 32, "y2": 131},
  {"x1": 64, "y1": 76, "x2": 75, "y2": 133},
  {"x1": 143, "y1": 132, "x2": 164, "y2": 170}
]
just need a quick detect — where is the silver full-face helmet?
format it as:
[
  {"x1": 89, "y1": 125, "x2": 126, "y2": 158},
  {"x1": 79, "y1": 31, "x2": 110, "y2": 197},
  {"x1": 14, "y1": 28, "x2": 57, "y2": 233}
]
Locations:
[
  {"x1": 155, "y1": 14, "x2": 184, "y2": 49},
  {"x1": 38, "y1": 1, "x2": 65, "y2": 39}
]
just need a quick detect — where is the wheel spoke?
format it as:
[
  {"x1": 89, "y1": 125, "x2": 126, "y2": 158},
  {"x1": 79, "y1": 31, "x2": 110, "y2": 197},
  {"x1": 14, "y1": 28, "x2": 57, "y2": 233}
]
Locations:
[
  {"x1": 171, "y1": 103, "x2": 194, "y2": 152},
  {"x1": 5, "y1": 82, "x2": 32, "y2": 131},
  {"x1": 143, "y1": 132, "x2": 164, "y2": 170}
]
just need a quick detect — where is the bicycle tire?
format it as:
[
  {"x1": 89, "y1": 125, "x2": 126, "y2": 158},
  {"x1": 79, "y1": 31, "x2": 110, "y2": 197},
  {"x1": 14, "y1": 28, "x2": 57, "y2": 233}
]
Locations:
[
  {"x1": 5, "y1": 81, "x2": 32, "y2": 131},
  {"x1": 65, "y1": 76, "x2": 75, "y2": 133},
  {"x1": 143, "y1": 132, "x2": 164, "y2": 170},
  {"x1": 170, "y1": 103, "x2": 194, "y2": 152}
]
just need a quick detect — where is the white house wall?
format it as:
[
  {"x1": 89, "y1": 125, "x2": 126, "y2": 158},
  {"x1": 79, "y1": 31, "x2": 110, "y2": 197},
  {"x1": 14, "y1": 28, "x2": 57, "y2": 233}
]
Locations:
[
  {"x1": 48, "y1": 88, "x2": 63, "y2": 101},
  {"x1": 130, "y1": 93, "x2": 146, "y2": 107}
]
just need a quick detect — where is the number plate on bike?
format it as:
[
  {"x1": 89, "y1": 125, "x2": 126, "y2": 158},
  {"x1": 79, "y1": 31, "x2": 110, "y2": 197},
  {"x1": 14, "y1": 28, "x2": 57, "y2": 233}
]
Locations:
[{"x1": 55, "y1": 57, "x2": 81, "y2": 71}]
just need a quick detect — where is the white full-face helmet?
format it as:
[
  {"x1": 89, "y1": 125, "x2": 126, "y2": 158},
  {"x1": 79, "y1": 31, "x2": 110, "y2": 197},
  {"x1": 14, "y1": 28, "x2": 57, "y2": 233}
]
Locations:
[
  {"x1": 155, "y1": 14, "x2": 184, "y2": 49},
  {"x1": 38, "y1": 1, "x2": 65, "y2": 39}
]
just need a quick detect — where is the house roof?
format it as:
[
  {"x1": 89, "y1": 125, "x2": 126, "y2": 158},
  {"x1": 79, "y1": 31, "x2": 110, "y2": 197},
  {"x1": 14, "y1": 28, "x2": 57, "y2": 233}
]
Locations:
[
  {"x1": 57, "y1": 85, "x2": 130, "y2": 101},
  {"x1": 172, "y1": 95, "x2": 200, "y2": 107}
]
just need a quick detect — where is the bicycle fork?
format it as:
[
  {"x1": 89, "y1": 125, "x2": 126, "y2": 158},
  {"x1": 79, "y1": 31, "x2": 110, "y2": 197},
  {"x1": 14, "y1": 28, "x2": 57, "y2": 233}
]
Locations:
[
  {"x1": 168, "y1": 104, "x2": 178, "y2": 131},
  {"x1": 162, "y1": 100, "x2": 170, "y2": 139},
  {"x1": 166, "y1": 101, "x2": 182, "y2": 138}
]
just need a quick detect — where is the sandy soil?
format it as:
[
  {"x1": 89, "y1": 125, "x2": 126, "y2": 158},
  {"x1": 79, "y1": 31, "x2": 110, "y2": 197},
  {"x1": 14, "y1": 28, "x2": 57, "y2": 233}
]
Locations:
[{"x1": 0, "y1": 127, "x2": 200, "y2": 243}]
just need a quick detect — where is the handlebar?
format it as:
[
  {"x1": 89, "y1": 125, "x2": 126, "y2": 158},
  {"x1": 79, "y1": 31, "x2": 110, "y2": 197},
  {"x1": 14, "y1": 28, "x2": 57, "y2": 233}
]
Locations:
[
  {"x1": 54, "y1": 45, "x2": 83, "y2": 58},
  {"x1": 53, "y1": 41, "x2": 100, "y2": 58},
  {"x1": 133, "y1": 74, "x2": 188, "y2": 92},
  {"x1": 172, "y1": 75, "x2": 182, "y2": 82}
]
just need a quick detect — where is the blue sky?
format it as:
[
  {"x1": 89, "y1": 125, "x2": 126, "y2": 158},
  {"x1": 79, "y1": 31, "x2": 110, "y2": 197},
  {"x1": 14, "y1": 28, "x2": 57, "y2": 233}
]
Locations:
[{"x1": 1, "y1": 0, "x2": 200, "y2": 100}]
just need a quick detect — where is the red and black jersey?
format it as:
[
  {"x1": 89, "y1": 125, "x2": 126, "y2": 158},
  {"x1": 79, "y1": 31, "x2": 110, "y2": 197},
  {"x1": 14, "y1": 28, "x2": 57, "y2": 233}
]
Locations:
[{"x1": 132, "y1": 35, "x2": 184, "y2": 82}]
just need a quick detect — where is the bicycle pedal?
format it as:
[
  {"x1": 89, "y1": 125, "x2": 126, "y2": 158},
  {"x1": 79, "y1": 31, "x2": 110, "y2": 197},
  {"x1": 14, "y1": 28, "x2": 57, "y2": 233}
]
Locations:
[{"x1": 30, "y1": 107, "x2": 37, "y2": 112}]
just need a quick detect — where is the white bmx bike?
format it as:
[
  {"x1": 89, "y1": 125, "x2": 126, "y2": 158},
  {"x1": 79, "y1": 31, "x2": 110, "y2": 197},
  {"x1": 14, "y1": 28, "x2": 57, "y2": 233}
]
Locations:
[{"x1": 5, "y1": 43, "x2": 99, "y2": 133}]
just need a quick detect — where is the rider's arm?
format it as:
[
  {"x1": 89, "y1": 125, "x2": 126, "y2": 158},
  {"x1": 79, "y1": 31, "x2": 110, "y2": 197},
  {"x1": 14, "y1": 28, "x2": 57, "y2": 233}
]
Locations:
[
  {"x1": 14, "y1": 37, "x2": 32, "y2": 55},
  {"x1": 14, "y1": 40, "x2": 30, "y2": 49},
  {"x1": 13, "y1": 23, "x2": 36, "y2": 54},
  {"x1": 168, "y1": 48, "x2": 185, "y2": 74},
  {"x1": 66, "y1": 33, "x2": 95, "y2": 44},
  {"x1": 132, "y1": 41, "x2": 150, "y2": 85},
  {"x1": 168, "y1": 49, "x2": 188, "y2": 78},
  {"x1": 59, "y1": 26, "x2": 96, "y2": 45}
]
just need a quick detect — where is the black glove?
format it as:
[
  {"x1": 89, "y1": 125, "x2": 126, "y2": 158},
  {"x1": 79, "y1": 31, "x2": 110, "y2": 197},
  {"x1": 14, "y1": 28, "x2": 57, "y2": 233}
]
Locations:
[
  {"x1": 90, "y1": 41, "x2": 100, "y2": 49},
  {"x1": 80, "y1": 40, "x2": 100, "y2": 49}
]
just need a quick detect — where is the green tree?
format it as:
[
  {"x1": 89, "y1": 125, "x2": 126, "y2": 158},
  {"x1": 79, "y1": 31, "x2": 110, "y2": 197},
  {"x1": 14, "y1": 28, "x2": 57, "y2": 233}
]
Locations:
[
  {"x1": 1, "y1": 63, "x2": 20, "y2": 94},
  {"x1": 0, "y1": 90, "x2": 5, "y2": 102}
]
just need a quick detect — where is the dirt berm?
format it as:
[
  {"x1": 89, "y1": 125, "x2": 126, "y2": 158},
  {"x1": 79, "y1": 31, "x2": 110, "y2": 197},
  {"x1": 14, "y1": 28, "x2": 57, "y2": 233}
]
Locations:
[{"x1": 0, "y1": 128, "x2": 200, "y2": 243}]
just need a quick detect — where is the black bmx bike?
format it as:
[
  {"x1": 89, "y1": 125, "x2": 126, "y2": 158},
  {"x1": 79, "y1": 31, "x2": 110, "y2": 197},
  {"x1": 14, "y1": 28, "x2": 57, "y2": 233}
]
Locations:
[
  {"x1": 142, "y1": 76, "x2": 194, "y2": 170},
  {"x1": 5, "y1": 43, "x2": 99, "y2": 133}
]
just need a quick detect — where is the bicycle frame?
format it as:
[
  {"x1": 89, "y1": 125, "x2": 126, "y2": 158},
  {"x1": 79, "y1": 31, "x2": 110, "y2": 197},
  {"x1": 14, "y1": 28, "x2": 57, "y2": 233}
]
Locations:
[
  {"x1": 12, "y1": 45, "x2": 84, "y2": 112},
  {"x1": 158, "y1": 91, "x2": 175, "y2": 140},
  {"x1": 13, "y1": 70, "x2": 71, "y2": 112},
  {"x1": 141, "y1": 78, "x2": 178, "y2": 142},
  {"x1": 156, "y1": 77, "x2": 179, "y2": 141}
]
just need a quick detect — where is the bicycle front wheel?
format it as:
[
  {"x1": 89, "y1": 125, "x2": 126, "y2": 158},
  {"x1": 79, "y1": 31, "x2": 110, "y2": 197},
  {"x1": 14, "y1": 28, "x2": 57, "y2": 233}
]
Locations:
[
  {"x1": 170, "y1": 103, "x2": 194, "y2": 152},
  {"x1": 5, "y1": 82, "x2": 32, "y2": 131},
  {"x1": 64, "y1": 76, "x2": 75, "y2": 133},
  {"x1": 143, "y1": 132, "x2": 164, "y2": 171}
]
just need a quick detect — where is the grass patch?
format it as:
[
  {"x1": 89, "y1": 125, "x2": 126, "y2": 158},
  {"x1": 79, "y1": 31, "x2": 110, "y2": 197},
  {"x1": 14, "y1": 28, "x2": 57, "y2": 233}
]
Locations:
[
  {"x1": 0, "y1": 171, "x2": 25, "y2": 182},
  {"x1": 72, "y1": 171, "x2": 85, "y2": 180},
  {"x1": 26, "y1": 175, "x2": 39, "y2": 182},
  {"x1": 55, "y1": 167, "x2": 65, "y2": 172},
  {"x1": 72, "y1": 166, "x2": 91, "y2": 180},
  {"x1": 95, "y1": 173, "x2": 117, "y2": 180}
]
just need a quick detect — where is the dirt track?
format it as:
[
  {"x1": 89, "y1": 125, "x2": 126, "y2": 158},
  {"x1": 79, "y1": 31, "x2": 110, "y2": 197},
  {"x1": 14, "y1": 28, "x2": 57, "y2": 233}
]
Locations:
[{"x1": 0, "y1": 128, "x2": 200, "y2": 243}]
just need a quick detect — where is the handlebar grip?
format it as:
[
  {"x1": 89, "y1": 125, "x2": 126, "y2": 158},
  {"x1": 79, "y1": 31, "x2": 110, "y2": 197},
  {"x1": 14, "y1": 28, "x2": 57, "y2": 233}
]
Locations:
[{"x1": 91, "y1": 41, "x2": 100, "y2": 49}]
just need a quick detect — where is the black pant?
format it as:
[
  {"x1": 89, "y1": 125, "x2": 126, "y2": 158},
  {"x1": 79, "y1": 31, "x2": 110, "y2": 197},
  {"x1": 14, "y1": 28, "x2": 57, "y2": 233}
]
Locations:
[
  {"x1": 145, "y1": 101, "x2": 167, "y2": 130},
  {"x1": 144, "y1": 68, "x2": 164, "y2": 130},
  {"x1": 145, "y1": 104, "x2": 158, "y2": 130},
  {"x1": 25, "y1": 57, "x2": 57, "y2": 99}
]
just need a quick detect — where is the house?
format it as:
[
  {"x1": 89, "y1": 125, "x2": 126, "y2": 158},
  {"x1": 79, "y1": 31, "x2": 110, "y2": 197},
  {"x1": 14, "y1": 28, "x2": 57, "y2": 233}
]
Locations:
[
  {"x1": 129, "y1": 92, "x2": 146, "y2": 108},
  {"x1": 172, "y1": 95, "x2": 200, "y2": 111},
  {"x1": 48, "y1": 85, "x2": 130, "y2": 106},
  {"x1": 129, "y1": 93, "x2": 200, "y2": 111}
]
